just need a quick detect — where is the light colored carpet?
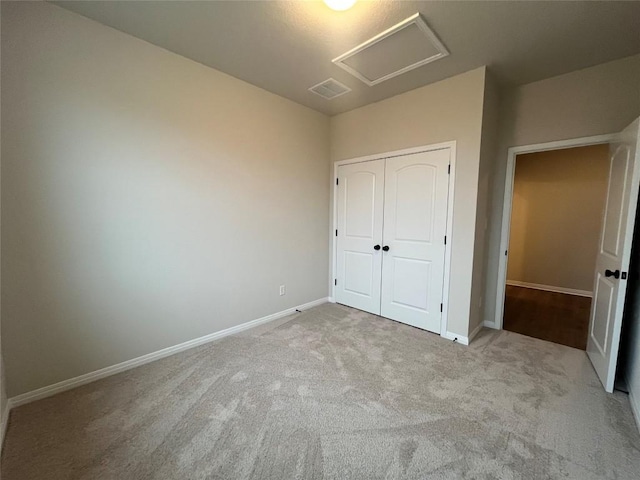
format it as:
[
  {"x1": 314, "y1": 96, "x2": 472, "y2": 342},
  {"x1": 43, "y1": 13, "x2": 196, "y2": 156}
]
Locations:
[{"x1": 2, "y1": 303, "x2": 639, "y2": 479}]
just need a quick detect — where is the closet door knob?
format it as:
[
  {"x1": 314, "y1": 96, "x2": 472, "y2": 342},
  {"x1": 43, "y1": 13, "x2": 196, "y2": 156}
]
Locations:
[
  {"x1": 605, "y1": 269, "x2": 620, "y2": 279},
  {"x1": 374, "y1": 245, "x2": 381, "y2": 250},
  {"x1": 382, "y1": 246, "x2": 390, "y2": 252}
]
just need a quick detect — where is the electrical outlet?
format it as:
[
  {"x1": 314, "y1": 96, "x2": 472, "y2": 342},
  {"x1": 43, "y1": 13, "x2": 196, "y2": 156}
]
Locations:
[{"x1": 279, "y1": 285, "x2": 286, "y2": 296}]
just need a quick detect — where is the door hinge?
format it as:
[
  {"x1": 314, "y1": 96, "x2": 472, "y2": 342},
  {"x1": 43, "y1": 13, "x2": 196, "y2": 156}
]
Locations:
[
  {"x1": 448, "y1": 164, "x2": 451, "y2": 174},
  {"x1": 334, "y1": 279, "x2": 337, "y2": 286},
  {"x1": 336, "y1": 178, "x2": 339, "y2": 185},
  {"x1": 505, "y1": 250, "x2": 508, "y2": 256},
  {"x1": 335, "y1": 229, "x2": 338, "y2": 237},
  {"x1": 440, "y1": 303, "x2": 443, "y2": 312},
  {"x1": 444, "y1": 235, "x2": 447, "y2": 245}
]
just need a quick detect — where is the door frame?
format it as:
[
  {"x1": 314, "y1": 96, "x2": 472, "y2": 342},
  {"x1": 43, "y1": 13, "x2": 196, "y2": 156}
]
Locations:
[
  {"x1": 330, "y1": 141, "x2": 457, "y2": 337},
  {"x1": 494, "y1": 133, "x2": 617, "y2": 329}
]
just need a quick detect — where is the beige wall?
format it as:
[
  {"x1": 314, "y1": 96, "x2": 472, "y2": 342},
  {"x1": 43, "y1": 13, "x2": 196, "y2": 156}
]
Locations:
[
  {"x1": 470, "y1": 70, "x2": 501, "y2": 334},
  {"x1": 483, "y1": 55, "x2": 640, "y2": 326},
  {"x1": 1, "y1": 2, "x2": 330, "y2": 397},
  {"x1": 507, "y1": 145, "x2": 609, "y2": 292},
  {"x1": 0, "y1": 0, "x2": 6, "y2": 439},
  {"x1": 330, "y1": 67, "x2": 486, "y2": 337},
  {"x1": 0, "y1": 358, "x2": 6, "y2": 438}
]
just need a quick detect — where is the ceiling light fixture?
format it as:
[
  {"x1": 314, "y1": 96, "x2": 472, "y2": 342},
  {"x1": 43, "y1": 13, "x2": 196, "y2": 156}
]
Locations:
[{"x1": 323, "y1": 0, "x2": 356, "y2": 12}]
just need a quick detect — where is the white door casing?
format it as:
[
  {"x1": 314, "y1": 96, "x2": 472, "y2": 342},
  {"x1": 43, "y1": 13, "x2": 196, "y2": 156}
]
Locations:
[
  {"x1": 587, "y1": 118, "x2": 640, "y2": 393},
  {"x1": 335, "y1": 160, "x2": 385, "y2": 315},
  {"x1": 380, "y1": 150, "x2": 450, "y2": 332}
]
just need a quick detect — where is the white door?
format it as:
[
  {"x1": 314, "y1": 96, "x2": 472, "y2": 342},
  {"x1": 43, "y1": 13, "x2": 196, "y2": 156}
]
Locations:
[
  {"x1": 587, "y1": 118, "x2": 640, "y2": 393},
  {"x1": 335, "y1": 160, "x2": 385, "y2": 315},
  {"x1": 380, "y1": 149, "x2": 450, "y2": 332}
]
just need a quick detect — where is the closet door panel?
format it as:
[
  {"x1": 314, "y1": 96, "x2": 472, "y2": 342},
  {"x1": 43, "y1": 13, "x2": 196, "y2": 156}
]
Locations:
[
  {"x1": 381, "y1": 150, "x2": 450, "y2": 332},
  {"x1": 335, "y1": 160, "x2": 385, "y2": 314}
]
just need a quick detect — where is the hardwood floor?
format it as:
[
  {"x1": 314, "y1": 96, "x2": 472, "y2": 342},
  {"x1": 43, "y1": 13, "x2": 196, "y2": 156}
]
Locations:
[{"x1": 503, "y1": 285, "x2": 592, "y2": 350}]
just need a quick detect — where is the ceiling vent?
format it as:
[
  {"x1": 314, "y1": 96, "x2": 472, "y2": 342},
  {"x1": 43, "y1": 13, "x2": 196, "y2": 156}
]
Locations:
[
  {"x1": 308, "y1": 78, "x2": 352, "y2": 100},
  {"x1": 333, "y1": 13, "x2": 449, "y2": 86}
]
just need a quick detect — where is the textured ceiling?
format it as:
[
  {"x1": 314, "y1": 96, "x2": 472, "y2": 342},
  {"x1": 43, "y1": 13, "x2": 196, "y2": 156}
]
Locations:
[{"x1": 53, "y1": 0, "x2": 640, "y2": 116}]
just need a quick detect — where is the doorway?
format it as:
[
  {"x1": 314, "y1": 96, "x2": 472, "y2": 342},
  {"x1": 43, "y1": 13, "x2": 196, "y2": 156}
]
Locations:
[
  {"x1": 502, "y1": 145, "x2": 610, "y2": 349},
  {"x1": 494, "y1": 119, "x2": 640, "y2": 393}
]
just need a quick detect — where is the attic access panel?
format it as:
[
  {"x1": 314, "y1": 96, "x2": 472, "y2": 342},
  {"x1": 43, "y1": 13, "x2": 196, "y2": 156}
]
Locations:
[{"x1": 333, "y1": 13, "x2": 449, "y2": 86}]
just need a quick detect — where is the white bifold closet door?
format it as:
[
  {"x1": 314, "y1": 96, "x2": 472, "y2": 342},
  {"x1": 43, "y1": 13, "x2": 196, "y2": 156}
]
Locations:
[
  {"x1": 335, "y1": 149, "x2": 450, "y2": 333},
  {"x1": 335, "y1": 159, "x2": 385, "y2": 315},
  {"x1": 381, "y1": 150, "x2": 450, "y2": 331}
]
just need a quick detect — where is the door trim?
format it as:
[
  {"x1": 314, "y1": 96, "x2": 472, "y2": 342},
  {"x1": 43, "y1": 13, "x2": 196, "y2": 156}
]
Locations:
[
  {"x1": 331, "y1": 141, "x2": 457, "y2": 337},
  {"x1": 493, "y1": 134, "x2": 617, "y2": 330}
]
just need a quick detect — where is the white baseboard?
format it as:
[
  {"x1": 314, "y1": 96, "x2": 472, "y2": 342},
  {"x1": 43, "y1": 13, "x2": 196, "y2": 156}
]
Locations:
[
  {"x1": 441, "y1": 320, "x2": 485, "y2": 346},
  {"x1": 483, "y1": 320, "x2": 498, "y2": 330},
  {"x1": 626, "y1": 374, "x2": 640, "y2": 434},
  {"x1": 468, "y1": 322, "x2": 483, "y2": 343},
  {"x1": 441, "y1": 331, "x2": 470, "y2": 346},
  {"x1": 506, "y1": 280, "x2": 592, "y2": 298},
  {"x1": 8, "y1": 297, "x2": 329, "y2": 409},
  {"x1": 1, "y1": 400, "x2": 9, "y2": 452}
]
